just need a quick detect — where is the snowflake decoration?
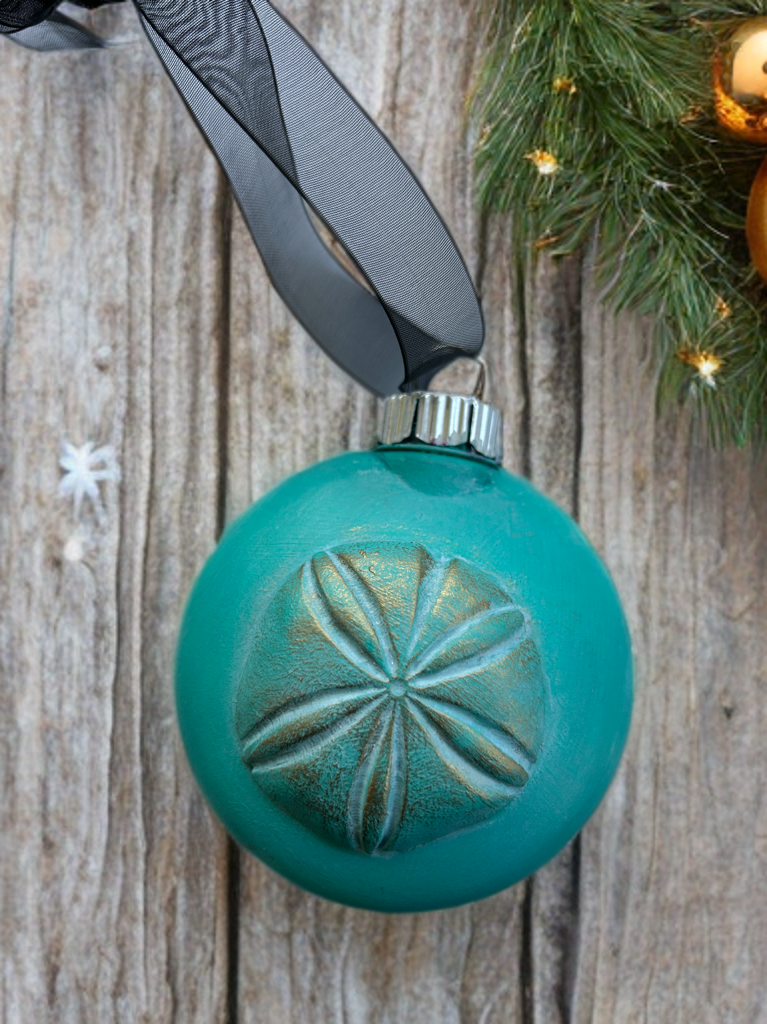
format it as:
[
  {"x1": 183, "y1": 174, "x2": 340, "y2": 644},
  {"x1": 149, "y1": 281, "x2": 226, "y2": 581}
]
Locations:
[
  {"x1": 59, "y1": 440, "x2": 120, "y2": 520},
  {"x1": 236, "y1": 543, "x2": 547, "y2": 854}
]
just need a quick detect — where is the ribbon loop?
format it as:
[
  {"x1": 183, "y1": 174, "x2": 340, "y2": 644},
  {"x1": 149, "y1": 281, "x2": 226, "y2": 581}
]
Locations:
[{"x1": 2, "y1": 0, "x2": 484, "y2": 394}]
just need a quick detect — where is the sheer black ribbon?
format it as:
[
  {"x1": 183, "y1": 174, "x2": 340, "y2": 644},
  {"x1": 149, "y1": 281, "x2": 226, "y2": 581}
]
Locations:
[{"x1": 1, "y1": 0, "x2": 484, "y2": 394}]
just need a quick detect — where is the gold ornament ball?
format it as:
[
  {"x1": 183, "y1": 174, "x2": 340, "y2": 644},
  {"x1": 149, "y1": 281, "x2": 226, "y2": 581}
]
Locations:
[
  {"x1": 714, "y1": 18, "x2": 767, "y2": 142},
  {"x1": 746, "y1": 154, "x2": 767, "y2": 283}
]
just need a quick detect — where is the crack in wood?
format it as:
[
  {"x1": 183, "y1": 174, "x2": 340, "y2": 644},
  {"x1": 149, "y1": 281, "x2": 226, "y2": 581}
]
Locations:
[
  {"x1": 520, "y1": 877, "x2": 534, "y2": 1024},
  {"x1": 217, "y1": 188, "x2": 234, "y2": 541},
  {"x1": 227, "y1": 839, "x2": 241, "y2": 1024},
  {"x1": 515, "y1": 252, "x2": 532, "y2": 481}
]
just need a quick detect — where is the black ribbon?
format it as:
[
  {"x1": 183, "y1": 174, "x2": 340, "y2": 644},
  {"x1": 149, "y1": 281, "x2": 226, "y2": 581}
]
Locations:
[
  {"x1": 1, "y1": 0, "x2": 111, "y2": 48},
  {"x1": 1, "y1": 0, "x2": 484, "y2": 394}
]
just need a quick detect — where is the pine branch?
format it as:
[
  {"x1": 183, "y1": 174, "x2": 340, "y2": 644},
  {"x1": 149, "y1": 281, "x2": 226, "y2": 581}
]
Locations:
[{"x1": 473, "y1": 0, "x2": 767, "y2": 445}]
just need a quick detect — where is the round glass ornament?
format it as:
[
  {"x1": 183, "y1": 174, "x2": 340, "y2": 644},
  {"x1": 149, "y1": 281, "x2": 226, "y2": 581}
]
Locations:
[{"x1": 176, "y1": 392, "x2": 632, "y2": 912}]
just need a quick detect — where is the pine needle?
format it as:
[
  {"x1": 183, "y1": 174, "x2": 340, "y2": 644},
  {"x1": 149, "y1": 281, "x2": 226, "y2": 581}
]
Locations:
[{"x1": 473, "y1": 0, "x2": 767, "y2": 445}]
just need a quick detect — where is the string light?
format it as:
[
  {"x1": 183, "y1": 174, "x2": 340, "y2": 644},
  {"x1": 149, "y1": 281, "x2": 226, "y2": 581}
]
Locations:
[
  {"x1": 553, "y1": 76, "x2": 577, "y2": 95},
  {"x1": 526, "y1": 149, "x2": 560, "y2": 175},
  {"x1": 678, "y1": 348, "x2": 723, "y2": 388}
]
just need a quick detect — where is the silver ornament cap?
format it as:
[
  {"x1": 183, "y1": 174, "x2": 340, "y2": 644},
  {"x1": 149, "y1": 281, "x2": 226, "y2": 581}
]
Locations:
[{"x1": 377, "y1": 390, "x2": 503, "y2": 463}]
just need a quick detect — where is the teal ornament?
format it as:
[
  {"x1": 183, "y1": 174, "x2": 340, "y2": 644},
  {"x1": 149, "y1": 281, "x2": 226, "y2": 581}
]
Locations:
[{"x1": 176, "y1": 392, "x2": 632, "y2": 912}]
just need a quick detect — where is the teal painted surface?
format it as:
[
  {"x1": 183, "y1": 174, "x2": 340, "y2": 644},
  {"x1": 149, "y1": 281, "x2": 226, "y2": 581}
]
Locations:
[
  {"x1": 236, "y1": 543, "x2": 547, "y2": 854},
  {"x1": 176, "y1": 448, "x2": 633, "y2": 912}
]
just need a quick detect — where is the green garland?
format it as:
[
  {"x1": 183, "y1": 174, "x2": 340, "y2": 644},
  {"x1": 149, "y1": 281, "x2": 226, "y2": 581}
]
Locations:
[{"x1": 473, "y1": 0, "x2": 767, "y2": 445}]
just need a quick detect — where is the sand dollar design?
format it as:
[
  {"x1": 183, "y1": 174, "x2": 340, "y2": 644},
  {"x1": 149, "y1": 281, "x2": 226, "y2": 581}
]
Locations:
[{"x1": 235, "y1": 544, "x2": 547, "y2": 854}]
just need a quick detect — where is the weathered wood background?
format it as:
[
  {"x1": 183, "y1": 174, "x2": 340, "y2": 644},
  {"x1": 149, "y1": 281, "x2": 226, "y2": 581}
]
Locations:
[{"x1": 2, "y1": 1, "x2": 766, "y2": 1021}]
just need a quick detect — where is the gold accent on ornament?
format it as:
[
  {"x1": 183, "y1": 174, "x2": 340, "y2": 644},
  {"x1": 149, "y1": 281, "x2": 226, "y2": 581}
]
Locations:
[
  {"x1": 715, "y1": 296, "x2": 732, "y2": 320},
  {"x1": 713, "y1": 18, "x2": 767, "y2": 142},
  {"x1": 526, "y1": 150, "x2": 560, "y2": 175},
  {"x1": 236, "y1": 543, "x2": 545, "y2": 854},
  {"x1": 678, "y1": 348, "x2": 723, "y2": 387},
  {"x1": 553, "y1": 76, "x2": 577, "y2": 96},
  {"x1": 746, "y1": 154, "x2": 767, "y2": 284}
]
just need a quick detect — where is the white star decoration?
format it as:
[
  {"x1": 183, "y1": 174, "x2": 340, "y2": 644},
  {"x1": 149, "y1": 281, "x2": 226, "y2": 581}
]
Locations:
[{"x1": 59, "y1": 441, "x2": 120, "y2": 520}]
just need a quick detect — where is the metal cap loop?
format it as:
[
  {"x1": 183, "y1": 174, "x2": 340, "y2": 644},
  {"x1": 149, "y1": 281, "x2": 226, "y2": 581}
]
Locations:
[{"x1": 377, "y1": 391, "x2": 503, "y2": 463}]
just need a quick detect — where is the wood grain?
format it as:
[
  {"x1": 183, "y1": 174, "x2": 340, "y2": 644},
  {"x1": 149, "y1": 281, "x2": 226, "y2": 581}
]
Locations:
[
  {"x1": 0, "y1": 7, "x2": 230, "y2": 1022},
  {"x1": 574, "y1": 276, "x2": 767, "y2": 1024},
  {"x1": 2, "y1": 1, "x2": 766, "y2": 1022}
]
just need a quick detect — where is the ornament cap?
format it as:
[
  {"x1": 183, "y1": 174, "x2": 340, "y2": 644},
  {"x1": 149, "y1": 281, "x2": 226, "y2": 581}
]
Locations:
[{"x1": 377, "y1": 391, "x2": 503, "y2": 463}]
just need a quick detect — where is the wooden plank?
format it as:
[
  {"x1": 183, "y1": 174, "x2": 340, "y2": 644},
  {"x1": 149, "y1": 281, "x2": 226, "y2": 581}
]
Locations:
[
  {"x1": 523, "y1": 254, "x2": 584, "y2": 1024},
  {"x1": 0, "y1": 8, "x2": 230, "y2": 1021},
  {"x1": 228, "y1": 1, "x2": 533, "y2": 1021},
  {"x1": 573, "y1": 281, "x2": 767, "y2": 1023}
]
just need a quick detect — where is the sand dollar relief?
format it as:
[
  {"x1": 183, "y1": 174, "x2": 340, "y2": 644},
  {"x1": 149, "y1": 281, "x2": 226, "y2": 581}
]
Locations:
[{"x1": 235, "y1": 544, "x2": 547, "y2": 854}]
